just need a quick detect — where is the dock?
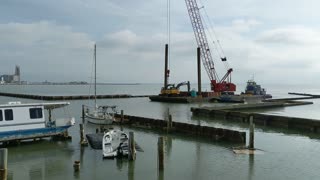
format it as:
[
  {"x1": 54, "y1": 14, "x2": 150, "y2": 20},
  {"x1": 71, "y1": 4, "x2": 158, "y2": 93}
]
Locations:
[
  {"x1": 114, "y1": 114, "x2": 246, "y2": 143},
  {"x1": 0, "y1": 92, "x2": 151, "y2": 100},
  {"x1": 191, "y1": 99, "x2": 320, "y2": 133},
  {"x1": 149, "y1": 95, "x2": 213, "y2": 103}
]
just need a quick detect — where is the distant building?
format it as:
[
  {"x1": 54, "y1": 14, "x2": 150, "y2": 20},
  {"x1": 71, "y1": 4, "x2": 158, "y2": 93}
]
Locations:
[{"x1": 0, "y1": 65, "x2": 21, "y2": 84}]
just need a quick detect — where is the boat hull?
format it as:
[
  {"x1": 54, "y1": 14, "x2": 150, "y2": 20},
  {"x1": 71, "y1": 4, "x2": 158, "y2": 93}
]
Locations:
[
  {"x1": 0, "y1": 125, "x2": 72, "y2": 142},
  {"x1": 85, "y1": 114, "x2": 114, "y2": 125}
]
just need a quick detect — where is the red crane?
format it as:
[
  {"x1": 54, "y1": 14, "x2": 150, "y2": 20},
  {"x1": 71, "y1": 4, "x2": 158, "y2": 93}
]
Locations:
[{"x1": 184, "y1": 0, "x2": 236, "y2": 93}]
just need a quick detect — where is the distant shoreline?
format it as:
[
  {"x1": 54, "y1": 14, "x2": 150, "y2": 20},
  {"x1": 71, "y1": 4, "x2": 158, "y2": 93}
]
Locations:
[{"x1": 1, "y1": 82, "x2": 142, "y2": 86}]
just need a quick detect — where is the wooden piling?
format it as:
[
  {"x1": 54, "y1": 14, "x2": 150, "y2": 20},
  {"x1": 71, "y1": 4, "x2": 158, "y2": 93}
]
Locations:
[
  {"x1": 82, "y1": 105, "x2": 85, "y2": 124},
  {"x1": 73, "y1": 160, "x2": 80, "y2": 172},
  {"x1": 128, "y1": 132, "x2": 136, "y2": 161},
  {"x1": 249, "y1": 115, "x2": 255, "y2": 149},
  {"x1": 0, "y1": 148, "x2": 7, "y2": 180},
  {"x1": 158, "y1": 137, "x2": 164, "y2": 171},
  {"x1": 79, "y1": 124, "x2": 88, "y2": 146},
  {"x1": 120, "y1": 110, "x2": 124, "y2": 131},
  {"x1": 48, "y1": 108, "x2": 52, "y2": 122}
]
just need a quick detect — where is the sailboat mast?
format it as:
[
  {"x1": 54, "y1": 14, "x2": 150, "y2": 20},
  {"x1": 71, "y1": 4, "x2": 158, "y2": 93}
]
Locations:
[{"x1": 94, "y1": 44, "x2": 97, "y2": 107}]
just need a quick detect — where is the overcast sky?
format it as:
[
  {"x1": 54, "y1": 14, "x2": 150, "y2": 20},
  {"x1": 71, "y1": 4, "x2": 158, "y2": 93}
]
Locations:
[{"x1": 1, "y1": 0, "x2": 320, "y2": 85}]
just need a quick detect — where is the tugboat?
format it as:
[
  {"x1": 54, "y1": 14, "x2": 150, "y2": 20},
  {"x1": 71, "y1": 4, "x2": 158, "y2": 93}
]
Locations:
[
  {"x1": 242, "y1": 80, "x2": 272, "y2": 99},
  {"x1": 217, "y1": 80, "x2": 272, "y2": 103}
]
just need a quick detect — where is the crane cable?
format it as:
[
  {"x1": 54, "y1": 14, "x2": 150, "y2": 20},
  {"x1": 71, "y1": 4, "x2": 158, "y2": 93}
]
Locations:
[{"x1": 198, "y1": 0, "x2": 230, "y2": 70}]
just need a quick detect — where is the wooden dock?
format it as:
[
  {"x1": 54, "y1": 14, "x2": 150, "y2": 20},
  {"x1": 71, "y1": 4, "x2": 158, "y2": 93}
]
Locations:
[
  {"x1": 0, "y1": 92, "x2": 151, "y2": 100},
  {"x1": 114, "y1": 114, "x2": 246, "y2": 143}
]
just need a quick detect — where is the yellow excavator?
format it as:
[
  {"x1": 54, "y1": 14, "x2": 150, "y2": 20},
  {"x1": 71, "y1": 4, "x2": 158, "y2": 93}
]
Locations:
[{"x1": 160, "y1": 81, "x2": 190, "y2": 96}]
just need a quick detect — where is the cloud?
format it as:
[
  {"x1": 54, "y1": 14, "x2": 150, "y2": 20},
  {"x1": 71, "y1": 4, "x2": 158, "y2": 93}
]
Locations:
[
  {"x1": 256, "y1": 27, "x2": 320, "y2": 45},
  {"x1": 0, "y1": 21, "x2": 94, "y2": 81}
]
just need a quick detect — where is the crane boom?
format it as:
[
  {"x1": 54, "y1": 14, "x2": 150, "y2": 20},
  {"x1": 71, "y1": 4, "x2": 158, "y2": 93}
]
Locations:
[{"x1": 184, "y1": 0, "x2": 236, "y2": 92}]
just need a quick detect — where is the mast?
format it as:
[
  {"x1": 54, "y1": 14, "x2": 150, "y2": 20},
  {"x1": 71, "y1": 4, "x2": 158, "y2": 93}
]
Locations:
[{"x1": 94, "y1": 44, "x2": 97, "y2": 107}]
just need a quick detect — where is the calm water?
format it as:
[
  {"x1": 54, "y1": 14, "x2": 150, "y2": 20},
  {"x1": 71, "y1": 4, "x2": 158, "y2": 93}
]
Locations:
[{"x1": 1, "y1": 84, "x2": 320, "y2": 180}]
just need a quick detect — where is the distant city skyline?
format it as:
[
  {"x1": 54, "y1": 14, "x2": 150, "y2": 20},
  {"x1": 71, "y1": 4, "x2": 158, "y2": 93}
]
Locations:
[
  {"x1": 1, "y1": 0, "x2": 320, "y2": 85},
  {"x1": 0, "y1": 65, "x2": 21, "y2": 84}
]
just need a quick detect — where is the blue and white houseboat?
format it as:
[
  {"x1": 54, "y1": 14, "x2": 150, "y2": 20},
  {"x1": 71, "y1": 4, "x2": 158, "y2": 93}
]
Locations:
[{"x1": 0, "y1": 101, "x2": 75, "y2": 143}]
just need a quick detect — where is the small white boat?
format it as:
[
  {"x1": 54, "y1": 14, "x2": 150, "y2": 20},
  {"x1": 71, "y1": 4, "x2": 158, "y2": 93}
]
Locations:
[
  {"x1": 102, "y1": 130, "x2": 132, "y2": 158},
  {"x1": 85, "y1": 105, "x2": 117, "y2": 125},
  {"x1": 0, "y1": 101, "x2": 75, "y2": 143}
]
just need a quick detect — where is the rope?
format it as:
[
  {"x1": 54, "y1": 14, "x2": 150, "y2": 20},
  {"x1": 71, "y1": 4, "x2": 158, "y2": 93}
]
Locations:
[
  {"x1": 198, "y1": 0, "x2": 230, "y2": 68},
  {"x1": 198, "y1": 0, "x2": 233, "y2": 75}
]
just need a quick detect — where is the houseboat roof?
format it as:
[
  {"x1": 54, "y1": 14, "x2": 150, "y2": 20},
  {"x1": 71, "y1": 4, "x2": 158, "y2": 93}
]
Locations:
[{"x1": 0, "y1": 102, "x2": 70, "y2": 109}]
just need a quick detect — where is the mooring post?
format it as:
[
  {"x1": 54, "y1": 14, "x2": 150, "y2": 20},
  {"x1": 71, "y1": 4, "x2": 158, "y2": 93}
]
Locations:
[
  {"x1": 73, "y1": 160, "x2": 80, "y2": 172},
  {"x1": 128, "y1": 132, "x2": 136, "y2": 161},
  {"x1": 158, "y1": 137, "x2": 164, "y2": 171},
  {"x1": 249, "y1": 115, "x2": 255, "y2": 149},
  {"x1": 79, "y1": 124, "x2": 87, "y2": 146},
  {"x1": 121, "y1": 110, "x2": 124, "y2": 131},
  {"x1": 0, "y1": 148, "x2": 7, "y2": 180},
  {"x1": 82, "y1": 105, "x2": 85, "y2": 124}
]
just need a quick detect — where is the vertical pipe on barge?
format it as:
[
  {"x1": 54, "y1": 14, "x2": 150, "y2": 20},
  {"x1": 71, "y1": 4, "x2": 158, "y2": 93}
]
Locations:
[
  {"x1": 0, "y1": 148, "x2": 7, "y2": 180},
  {"x1": 197, "y1": 47, "x2": 202, "y2": 97},
  {"x1": 164, "y1": 44, "x2": 169, "y2": 89}
]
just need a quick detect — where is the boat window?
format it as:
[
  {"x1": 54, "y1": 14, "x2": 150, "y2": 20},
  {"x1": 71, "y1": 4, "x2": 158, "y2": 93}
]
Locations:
[
  {"x1": 4, "y1": 109, "x2": 13, "y2": 121},
  {"x1": 0, "y1": 110, "x2": 2, "y2": 121},
  {"x1": 29, "y1": 108, "x2": 43, "y2": 119}
]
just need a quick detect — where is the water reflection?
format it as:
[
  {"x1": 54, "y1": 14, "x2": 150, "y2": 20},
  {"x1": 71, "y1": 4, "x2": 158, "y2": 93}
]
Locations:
[
  {"x1": 164, "y1": 135, "x2": 173, "y2": 158},
  {"x1": 128, "y1": 160, "x2": 135, "y2": 180},
  {"x1": 8, "y1": 141, "x2": 74, "y2": 180},
  {"x1": 248, "y1": 155, "x2": 254, "y2": 180}
]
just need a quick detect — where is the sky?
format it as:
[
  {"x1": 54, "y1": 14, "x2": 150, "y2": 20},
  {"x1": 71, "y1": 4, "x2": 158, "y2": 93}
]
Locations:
[{"x1": 1, "y1": 0, "x2": 320, "y2": 86}]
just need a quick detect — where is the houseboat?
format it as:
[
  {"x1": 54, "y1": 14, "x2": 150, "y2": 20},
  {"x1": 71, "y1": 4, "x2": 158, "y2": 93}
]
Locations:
[{"x1": 0, "y1": 101, "x2": 75, "y2": 143}]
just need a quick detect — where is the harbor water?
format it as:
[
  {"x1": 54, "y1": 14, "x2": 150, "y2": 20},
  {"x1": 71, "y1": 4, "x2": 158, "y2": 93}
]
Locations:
[{"x1": 1, "y1": 84, "x2": 320, "y2": 180}]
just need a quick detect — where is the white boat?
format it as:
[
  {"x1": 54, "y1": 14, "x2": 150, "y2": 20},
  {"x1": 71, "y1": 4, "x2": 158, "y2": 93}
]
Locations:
[
  {"x1": 102, "y1": 130, "x2": 132, "y2": 158},
  {"x1": 85, "y1": 105, "x2": 116, "y2": 125},
  {"x1": 0, "y1": 101, "x2": 75, "y2": 142},
  {"x1": 84, "y1": 44, "x2": 116, "y2": 125}
]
